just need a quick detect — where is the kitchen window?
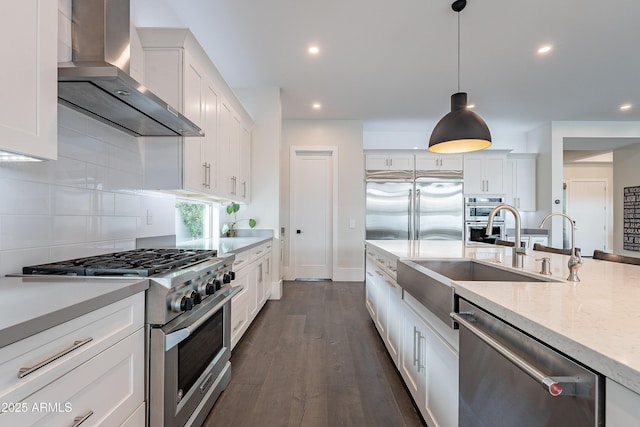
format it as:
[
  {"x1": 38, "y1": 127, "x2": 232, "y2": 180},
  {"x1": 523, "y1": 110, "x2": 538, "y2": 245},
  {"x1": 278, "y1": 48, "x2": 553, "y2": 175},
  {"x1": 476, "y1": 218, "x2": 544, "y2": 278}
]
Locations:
[{"x1": 175, "y1": 199, "x2": 219, "y2": 247}]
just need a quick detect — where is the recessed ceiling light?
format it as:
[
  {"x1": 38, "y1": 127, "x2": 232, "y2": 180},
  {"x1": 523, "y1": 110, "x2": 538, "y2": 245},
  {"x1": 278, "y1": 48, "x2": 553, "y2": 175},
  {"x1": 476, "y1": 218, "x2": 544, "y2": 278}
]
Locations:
[
  {"x1": 308, "y1": 46, "x2": 320, "y2": 55},
  {"x1": 537, "y1": 45, "x2": 552, "y2": 54},
  {"x1": 620, "y1": 103, "x2": 633, "y2": 111},
  {"x1": 312, "y1": 102, "x2": 322, "y2": 110}
]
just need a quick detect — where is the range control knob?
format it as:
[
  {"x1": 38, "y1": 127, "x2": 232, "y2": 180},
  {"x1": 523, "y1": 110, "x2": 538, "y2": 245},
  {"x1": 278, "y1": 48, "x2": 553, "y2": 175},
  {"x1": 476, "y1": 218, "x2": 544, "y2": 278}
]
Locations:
[
  {"x1": 223, "y1": 273, "x2": 232, "y2": 284},
  {"x1": 204, "y1": 279, "x2": 218, "y2": 295},
  {"x1": 189, "y1": 290, "x2": 202, "y2": 305},
  {"x1": 212, "y1": 279, "x2": 222, "y2": 292},
  {"x1": 171, "y1": 295, "x2": 194, "y2": 313},
  {"x1": 181, "y1": 296, "x2": 193, "y2": 312}
]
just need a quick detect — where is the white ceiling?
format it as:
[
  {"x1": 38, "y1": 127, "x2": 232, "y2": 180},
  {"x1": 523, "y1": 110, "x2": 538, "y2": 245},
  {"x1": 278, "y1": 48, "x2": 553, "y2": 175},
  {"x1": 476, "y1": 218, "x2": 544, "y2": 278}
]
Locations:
[{"x1": 131, "y1": 0, "x2": 640, "y2": 142}]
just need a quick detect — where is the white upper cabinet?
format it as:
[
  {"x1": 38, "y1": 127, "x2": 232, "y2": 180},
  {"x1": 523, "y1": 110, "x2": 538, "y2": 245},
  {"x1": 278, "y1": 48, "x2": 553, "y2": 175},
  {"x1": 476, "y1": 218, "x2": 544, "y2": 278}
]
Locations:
[
  {"x1": 0, "y1": 1, "x2": 57, "y2": 160},
  {"x1": 415, "y1": 153, "x2": 463, "y2": 172},
  {"x1": 505, "y1": 155, "x2": 536, "y2": 211},
  {"x1": 463, "y1": 152, "x2": 507, "y2": 195},
  {"x1": 366, "y1": 153, "x2": 414, "y2": 170},
  {"x1": 139, "y1": 28, "x2": 252, "y2": 200}
]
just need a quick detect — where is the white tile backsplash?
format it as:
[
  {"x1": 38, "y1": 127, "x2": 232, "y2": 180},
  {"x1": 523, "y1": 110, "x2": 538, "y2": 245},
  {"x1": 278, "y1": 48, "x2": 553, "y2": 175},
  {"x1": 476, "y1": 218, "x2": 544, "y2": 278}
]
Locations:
[
  {"x1": 52, "y1": 186, "x2": 92, "y2": 215},
  {"x1": 0, "y1": 105, "x2": 177, "y2": 276},
  {"x1": 0, "y1": 179, "x2": 50, "y2": 215}
]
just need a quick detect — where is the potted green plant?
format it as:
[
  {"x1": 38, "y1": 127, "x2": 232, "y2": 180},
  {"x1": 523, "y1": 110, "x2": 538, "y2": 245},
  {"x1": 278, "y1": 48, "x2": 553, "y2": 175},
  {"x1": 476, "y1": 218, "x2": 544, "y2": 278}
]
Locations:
[{"x1": 221, "y1": 203, "x2": 256, "y2": 237}]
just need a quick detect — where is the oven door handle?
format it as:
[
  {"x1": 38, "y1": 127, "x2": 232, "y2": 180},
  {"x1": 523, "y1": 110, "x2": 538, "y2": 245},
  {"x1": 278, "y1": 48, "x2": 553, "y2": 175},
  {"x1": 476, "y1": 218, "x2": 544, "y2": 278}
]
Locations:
[
  {"x1": 165, "y1": 286, "x2": 242, "y2": 351},
  {"x1": 451, "y1": 312, "x2": 583, "y2": 397}
]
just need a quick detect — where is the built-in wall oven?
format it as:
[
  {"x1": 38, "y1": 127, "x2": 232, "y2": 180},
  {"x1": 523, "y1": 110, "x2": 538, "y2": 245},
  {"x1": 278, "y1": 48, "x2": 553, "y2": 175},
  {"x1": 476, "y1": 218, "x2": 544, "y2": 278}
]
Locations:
[
  {"x1": 464, "y1": 196, "x2": 506, "y2": 243},
  {"x1": 453, "y1": 298, "x2": 603, "y2": 426}
]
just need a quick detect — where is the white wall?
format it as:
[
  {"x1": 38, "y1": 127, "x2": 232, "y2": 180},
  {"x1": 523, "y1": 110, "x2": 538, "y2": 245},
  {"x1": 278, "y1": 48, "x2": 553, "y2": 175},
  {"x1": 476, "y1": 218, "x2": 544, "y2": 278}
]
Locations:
[
  {"x1": 613, "y1": 144, "x2": 640, "y2": 255},
  {"x1": 363, "y1": 127, "x2": 528, "y2": 151},
  {"x1": 235, "y1": 87, "x2": 284, "y2": 293},
  {"x1": 552, "y1": 122, "x2": 640, "y2": 252},
  {"x1": 281, "y1": 120, "x2": 365, "y2": 281}
]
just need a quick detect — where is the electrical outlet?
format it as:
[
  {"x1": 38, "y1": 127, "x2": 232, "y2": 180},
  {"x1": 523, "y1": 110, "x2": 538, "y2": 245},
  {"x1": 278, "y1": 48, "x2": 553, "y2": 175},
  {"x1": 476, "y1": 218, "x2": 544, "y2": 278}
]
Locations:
[{"x1": 146, "y1": 209, "x2": 153, "y2": 225}]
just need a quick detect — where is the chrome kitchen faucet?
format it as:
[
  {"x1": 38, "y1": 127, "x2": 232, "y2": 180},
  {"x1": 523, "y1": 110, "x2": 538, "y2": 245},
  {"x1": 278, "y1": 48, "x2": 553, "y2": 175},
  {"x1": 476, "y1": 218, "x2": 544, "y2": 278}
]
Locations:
[
  {"x1": 486, "y1": 204, "x2": 526, "y2": 268},
  {"x1": 538, "y1": 213, "x2": 582, "y2": 282}
]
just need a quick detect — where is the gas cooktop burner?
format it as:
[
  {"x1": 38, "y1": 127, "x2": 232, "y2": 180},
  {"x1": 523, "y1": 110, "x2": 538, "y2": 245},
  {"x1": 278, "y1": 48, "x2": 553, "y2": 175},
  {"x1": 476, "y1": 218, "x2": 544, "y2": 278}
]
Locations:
[{"x1": 22, "y1": 248, "x2": 218, "y2": 277}]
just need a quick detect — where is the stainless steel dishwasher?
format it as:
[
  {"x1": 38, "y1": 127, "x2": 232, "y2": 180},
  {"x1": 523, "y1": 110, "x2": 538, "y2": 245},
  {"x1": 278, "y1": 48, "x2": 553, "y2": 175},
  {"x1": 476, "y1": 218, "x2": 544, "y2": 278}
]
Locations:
[{"x1": 452, "y1": 298, "x2": 603, "y2": 427}]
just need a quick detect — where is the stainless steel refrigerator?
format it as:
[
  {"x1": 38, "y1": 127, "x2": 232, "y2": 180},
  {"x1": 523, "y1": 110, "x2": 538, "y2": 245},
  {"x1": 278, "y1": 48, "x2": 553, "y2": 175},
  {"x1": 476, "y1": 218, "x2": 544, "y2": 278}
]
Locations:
[{"x1": 365, "y1": 170, "x2": 464, "y2": 240}]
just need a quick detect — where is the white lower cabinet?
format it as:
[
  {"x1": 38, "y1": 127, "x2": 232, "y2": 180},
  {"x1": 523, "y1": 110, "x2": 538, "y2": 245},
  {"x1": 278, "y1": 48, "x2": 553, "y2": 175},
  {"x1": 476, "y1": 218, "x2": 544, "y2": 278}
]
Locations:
[
  {"x1": 365, "y1": 251, "x2": 402, "y2": 366},
  {"x1": 400, "y1": 302, "x2": 427, "y2": 408},
  {"x1": 606, "y1": 378, "x2": 640, "y2": 426},
  {"x1": 2, "y1": 329, "x2": 144, "y2": 426},
  {"x1": 0, "y1": 293, "x2": 145, "y2": 426},
  {"x1": 365, "y1": 244, "x2": 458, "y2": 427},
  {"x1": 400, "y1": 299, "x2": 459, "y2": 427},
  {"x1": 230, "y1": 241, "x2": 274, "y2": 350}
]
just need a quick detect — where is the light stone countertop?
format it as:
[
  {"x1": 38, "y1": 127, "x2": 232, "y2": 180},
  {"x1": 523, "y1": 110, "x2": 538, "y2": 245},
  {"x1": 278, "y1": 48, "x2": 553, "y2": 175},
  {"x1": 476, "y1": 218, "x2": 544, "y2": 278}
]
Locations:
[
  {"x1": 366, "y1": 239, "x2": 640, "y2": 394},
  {"x1": 0, "y1": 276, "x2": 148, "y2": 348}
]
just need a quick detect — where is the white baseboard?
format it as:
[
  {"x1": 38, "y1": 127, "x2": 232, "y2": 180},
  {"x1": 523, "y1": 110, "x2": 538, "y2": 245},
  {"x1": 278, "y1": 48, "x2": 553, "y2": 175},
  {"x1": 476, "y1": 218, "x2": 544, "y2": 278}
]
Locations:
[
  {"x1": 333, "y1": 267, "x2": 365, "y2": 282},
  {"x1": 268, "y1": 279, "x2": 283, "y2": 300}
]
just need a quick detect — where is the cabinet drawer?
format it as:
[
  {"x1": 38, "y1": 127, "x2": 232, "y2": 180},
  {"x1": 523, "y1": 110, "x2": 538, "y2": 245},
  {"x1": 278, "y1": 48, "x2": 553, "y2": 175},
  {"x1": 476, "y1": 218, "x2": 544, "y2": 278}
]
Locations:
[
  {"x1": 233, "y1": 242, "x2": 271, "y2": 271},
  {"x1": 0, "y1": 293, "x2": 144, "y2": 404},
  {"x1": 230, "y1": 287, "x2": 249, "y2": 350},
  {"x1": 0, "y1": 328, "x2": 144, "y2": 427}
]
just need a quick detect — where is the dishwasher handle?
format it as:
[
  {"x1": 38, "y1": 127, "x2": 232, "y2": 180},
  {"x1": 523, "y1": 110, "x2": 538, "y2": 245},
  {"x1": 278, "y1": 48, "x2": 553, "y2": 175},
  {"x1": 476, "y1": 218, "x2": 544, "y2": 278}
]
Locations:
[{"x1": 451, "y1": 312, "x2": 582, "y2": 397}]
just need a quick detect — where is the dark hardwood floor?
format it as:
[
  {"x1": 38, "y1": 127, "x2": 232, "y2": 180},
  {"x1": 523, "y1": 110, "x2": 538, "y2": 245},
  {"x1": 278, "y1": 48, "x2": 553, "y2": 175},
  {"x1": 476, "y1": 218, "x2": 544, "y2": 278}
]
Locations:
[{"x1": 203, "y1": 280, "x2": 425, "y2": 427}]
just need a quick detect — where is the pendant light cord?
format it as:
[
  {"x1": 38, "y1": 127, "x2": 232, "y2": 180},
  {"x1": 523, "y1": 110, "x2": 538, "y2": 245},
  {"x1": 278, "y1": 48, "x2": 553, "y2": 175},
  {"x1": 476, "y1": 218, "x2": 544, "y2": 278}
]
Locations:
[{"x1": 457, "y1": 10, "x2": 461, "y2": 93}]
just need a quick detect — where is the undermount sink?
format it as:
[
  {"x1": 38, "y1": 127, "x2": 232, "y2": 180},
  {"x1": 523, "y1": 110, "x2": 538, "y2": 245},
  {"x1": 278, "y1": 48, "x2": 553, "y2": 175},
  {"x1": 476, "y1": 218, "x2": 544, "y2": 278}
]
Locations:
[{"x1": 397, "y1": 259, "x2": 559, "y2": 328}]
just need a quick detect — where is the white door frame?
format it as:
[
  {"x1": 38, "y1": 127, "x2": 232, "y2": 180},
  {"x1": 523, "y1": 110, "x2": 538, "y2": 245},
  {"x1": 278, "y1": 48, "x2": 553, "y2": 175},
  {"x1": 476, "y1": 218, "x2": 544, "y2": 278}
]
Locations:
[{"x1": 289, "y1": 146, "x2": 339, "y2": 280}]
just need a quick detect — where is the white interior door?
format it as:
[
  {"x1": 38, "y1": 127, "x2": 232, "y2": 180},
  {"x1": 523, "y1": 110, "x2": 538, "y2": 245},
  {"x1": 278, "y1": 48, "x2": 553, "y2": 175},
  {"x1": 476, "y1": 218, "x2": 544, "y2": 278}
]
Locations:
[
  {"x1": 291, "y1": 149, "x2": 333, "y2": 279},
  {"x1": 567, "y1": 179, "x2": 607, "y2": 256}
]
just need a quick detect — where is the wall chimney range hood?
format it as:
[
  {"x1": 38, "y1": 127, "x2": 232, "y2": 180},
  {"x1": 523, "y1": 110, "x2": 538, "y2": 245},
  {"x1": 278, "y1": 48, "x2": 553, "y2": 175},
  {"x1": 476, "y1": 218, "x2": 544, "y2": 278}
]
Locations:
[{"x1": 58, "y1": 0, "x2": 204, "y2": 138}]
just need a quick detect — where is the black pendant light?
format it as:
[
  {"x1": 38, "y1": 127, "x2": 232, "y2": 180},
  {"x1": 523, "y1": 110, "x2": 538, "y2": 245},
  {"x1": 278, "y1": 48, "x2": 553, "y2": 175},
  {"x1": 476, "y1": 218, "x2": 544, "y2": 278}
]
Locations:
[{"x1": 428, "y1": 0, "x2": 491, "y2": 153}]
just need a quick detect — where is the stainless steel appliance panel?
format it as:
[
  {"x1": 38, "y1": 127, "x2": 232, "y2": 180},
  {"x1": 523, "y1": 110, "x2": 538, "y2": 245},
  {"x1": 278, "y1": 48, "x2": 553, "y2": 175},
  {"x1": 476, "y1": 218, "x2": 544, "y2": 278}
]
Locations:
[
  {"x1": 465, "y1": 222, "x2": 505, "y2": 244},
  {"x1": 416, "y1": 178, "x2": 463, "y2": 240},
  {"x1": 365, "y1": 181, "x2": 414, "y2": 240},
  {"x1": 464, "y1": 196, "x2": 506, "y2": 222},
  {"x1": 150, "y1": 285, "x2": 239, "y2": 427},
  {"x1": 455, "y1": 298, "x2": 602, "y2": 427}
]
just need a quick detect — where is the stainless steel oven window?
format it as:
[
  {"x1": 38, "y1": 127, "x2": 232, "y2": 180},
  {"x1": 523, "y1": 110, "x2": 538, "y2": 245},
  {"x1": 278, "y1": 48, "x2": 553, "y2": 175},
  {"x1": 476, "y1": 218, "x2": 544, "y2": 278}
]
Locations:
[
  {"x1": 177, "y1": 308, "x2": 224, "y2": 398},
  {"x1": 465, "y1": 223, "x2": 505, "y2": 243}
]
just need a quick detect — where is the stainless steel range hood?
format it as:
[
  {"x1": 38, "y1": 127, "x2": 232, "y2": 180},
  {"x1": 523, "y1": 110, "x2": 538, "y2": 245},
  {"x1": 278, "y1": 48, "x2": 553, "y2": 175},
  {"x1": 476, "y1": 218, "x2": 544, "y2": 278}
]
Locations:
[{"x1": 58, "y1": 0, "x2": 203, "y2": 138}]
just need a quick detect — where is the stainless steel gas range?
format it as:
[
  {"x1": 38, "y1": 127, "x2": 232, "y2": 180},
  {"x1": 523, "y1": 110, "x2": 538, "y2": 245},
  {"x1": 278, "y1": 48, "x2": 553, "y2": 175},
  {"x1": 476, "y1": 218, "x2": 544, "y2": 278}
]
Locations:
[{"x1": 22, "y1": 248, "x2": 240, "y2": 427}]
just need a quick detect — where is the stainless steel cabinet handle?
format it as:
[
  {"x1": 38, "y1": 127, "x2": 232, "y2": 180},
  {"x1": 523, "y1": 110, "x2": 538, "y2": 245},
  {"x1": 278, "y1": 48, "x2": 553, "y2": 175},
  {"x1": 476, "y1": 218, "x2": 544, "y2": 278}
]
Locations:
[
  {"x1": 417, "y1": 331, "x2": 425, "y2": 372},
  {"x1": 202, "y1": 163, "x2": 208, "y2": 187},
  {"x1": 242, "y1": 181, "x2": 247, "y2": 198},
  {"x1": 451, "y1": 312, "x2": 582, "y2": 397},
  {"x1": 206, "y1": 163, "x2": 211, "y2": 188},
  {"x1": 413, "y1": 326, "x2": 419, "y2": 367},
  {"x1": 18, "y1": 337, "x2": 93, "y2": 378},
  {"x1": 71, "y1": 410, "x2": 93, "y2": 427}
]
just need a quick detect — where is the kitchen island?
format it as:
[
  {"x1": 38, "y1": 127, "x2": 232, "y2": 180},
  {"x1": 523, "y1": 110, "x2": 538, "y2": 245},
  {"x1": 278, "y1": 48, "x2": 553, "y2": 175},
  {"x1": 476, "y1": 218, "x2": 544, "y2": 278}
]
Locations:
[{"x1": 366, "y1": 239, "x2": 640, "y2": 425}]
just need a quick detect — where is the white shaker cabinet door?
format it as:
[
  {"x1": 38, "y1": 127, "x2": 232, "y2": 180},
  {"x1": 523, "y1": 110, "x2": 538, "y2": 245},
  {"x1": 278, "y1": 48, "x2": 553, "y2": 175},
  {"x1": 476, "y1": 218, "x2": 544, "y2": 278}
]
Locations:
[{"x1": 0, "y1": 0, "x2": 57, "y2": 160}]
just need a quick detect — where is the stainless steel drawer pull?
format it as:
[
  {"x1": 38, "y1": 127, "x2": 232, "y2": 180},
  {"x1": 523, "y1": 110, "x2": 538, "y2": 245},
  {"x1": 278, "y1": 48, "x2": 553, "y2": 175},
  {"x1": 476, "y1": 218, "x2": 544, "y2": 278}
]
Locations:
[
  {"x1": 71, "y1": 410, "x2": 93, "y2": 427},
  {"x1": 18, "y1": 337, "x2": 93, "y2": 379},
  {"x1": 451, "y1": 312, "x2": 582, "y2": 397}
]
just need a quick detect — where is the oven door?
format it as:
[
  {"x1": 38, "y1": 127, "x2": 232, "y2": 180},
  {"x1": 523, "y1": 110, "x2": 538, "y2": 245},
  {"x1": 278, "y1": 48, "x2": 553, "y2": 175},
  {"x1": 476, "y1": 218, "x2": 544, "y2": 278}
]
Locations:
[
  {"x1": 465, "y1": 204, "x2": 505, "y2": 222},
  {"x1": 465, "y1": 222, "x2": 505, "y2": 244},
  {"x1": 149, "y1": 286, "x2": 241, "y2": 427}
]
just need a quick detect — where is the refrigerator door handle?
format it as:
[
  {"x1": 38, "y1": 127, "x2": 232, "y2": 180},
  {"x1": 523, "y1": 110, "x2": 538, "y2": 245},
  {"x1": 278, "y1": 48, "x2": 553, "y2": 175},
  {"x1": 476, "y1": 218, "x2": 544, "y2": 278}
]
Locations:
[
  {"x1": 408, "y1": 189, "x2": 413, "y2": 239},
  {"x1": 415, "y1": 188, "x2": 421, "y2": 240}
]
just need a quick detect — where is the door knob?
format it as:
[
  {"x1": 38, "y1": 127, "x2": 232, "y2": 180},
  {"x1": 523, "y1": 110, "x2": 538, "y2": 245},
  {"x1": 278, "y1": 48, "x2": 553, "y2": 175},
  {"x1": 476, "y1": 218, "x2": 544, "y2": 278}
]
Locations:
[{"x1": 297, "y1": 230, "x2": 302, "y2": 234}]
